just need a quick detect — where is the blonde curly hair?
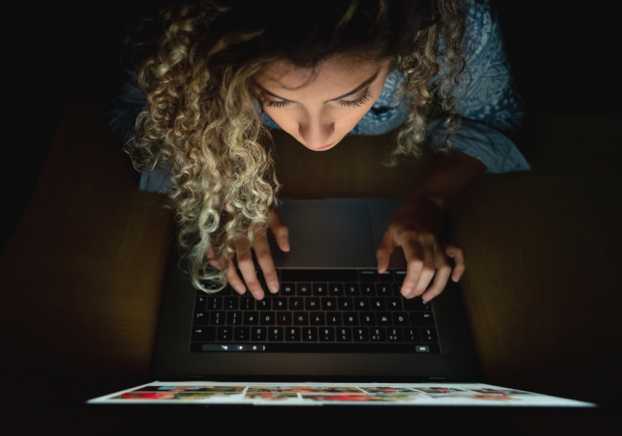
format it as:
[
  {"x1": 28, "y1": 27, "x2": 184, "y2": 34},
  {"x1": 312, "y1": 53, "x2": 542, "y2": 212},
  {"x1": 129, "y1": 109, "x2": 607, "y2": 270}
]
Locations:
[{"x1": 122, "y1": 0, "x2": 477, "y2": 293}]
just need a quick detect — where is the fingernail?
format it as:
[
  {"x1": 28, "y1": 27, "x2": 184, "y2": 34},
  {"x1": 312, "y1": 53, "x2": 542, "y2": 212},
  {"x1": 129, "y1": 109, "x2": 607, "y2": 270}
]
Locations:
[
  {"x1": 269, "y1": 282, "x2": 279, "y2": 293},
  {"x1": 235, "y1": 285, "x2": 245, "y2": 294},
  {"x1": 252, "y1": 291, "x2": 262, "y2": 299},
  {"x1": 402, "y1": 288, "x2": 412, "y2": 297}
]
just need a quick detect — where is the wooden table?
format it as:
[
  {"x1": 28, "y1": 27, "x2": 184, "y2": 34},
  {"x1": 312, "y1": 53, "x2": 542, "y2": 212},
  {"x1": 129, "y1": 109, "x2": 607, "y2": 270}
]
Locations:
[{"x1": 1, "y1": 105, "x2": 620, "y2": 434}]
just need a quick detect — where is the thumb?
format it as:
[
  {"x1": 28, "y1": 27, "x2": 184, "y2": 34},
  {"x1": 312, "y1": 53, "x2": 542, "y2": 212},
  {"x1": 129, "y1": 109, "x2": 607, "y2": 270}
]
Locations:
[
  {"x1": 269, "y1": 208, "x2": 290, "y2": 252},
  {"x1": 376, "y1": 227, "x2": 395, "y2": 274}
]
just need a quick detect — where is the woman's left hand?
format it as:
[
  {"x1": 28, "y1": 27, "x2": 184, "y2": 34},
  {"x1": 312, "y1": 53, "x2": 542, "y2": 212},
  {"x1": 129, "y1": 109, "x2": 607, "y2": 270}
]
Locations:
[{"x1": 376, "y1": 196, "x2": 465, "y2": 302}]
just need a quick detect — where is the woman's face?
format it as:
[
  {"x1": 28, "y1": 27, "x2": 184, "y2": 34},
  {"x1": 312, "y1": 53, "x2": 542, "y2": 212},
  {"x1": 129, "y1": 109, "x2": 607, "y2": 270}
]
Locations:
[{"x1": 253, "y1": 56, "x2": 392, "y2": 151}]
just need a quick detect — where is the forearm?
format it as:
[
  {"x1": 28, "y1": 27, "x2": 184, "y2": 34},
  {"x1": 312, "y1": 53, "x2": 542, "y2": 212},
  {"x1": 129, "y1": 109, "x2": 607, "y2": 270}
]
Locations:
[{"x1": 406, "y1": 149, "x2": 487, "y2": 213}]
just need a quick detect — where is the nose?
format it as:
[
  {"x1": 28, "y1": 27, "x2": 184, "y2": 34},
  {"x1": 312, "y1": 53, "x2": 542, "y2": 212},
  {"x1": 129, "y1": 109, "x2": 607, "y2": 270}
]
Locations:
[{"x1": 298, "y1": 116, "x2": 335, "y2": 150}]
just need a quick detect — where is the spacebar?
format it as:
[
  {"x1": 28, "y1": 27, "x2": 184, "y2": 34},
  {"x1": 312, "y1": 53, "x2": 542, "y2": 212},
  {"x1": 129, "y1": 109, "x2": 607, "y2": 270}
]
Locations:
[{"x1": 279, "y1": 269, "x2": 359, "y2": 282}]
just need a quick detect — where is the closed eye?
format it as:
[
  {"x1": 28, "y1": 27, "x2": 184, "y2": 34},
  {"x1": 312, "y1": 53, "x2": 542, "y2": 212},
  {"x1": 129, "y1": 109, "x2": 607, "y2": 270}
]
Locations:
[{"x1": 258, "y1": 88, "x2": 373, "y2": 109}]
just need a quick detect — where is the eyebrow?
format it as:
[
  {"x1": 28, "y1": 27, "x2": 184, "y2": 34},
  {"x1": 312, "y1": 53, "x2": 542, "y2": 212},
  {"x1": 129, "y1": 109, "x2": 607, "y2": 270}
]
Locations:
[{"x1": 256, "y1": 69, "x2": 381, "y2": 104}]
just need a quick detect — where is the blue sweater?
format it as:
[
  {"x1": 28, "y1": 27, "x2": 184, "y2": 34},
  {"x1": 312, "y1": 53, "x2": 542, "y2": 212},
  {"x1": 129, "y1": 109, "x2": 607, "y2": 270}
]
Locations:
[{"x1": 108, "y1": 0, "x2": 529, "y2": 193}]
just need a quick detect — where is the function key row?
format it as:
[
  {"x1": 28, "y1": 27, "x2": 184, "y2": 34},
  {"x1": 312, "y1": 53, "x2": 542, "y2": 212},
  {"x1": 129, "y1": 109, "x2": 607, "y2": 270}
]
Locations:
[
  {"x1": 200, "y1": 269, "x2": 408, "y2": 290},
  {"x1": 199, "y1": 281, "x2": 417, "y2": 298},
  {"x1": 197, "y1": 295, "x2": 430, "y2": 312}
]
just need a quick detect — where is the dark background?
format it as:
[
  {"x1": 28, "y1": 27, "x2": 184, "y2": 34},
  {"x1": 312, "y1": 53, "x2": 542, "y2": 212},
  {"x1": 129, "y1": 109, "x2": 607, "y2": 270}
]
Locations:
[{"x1": 1, "y1": 0, "x2": 618, "y2": 255}]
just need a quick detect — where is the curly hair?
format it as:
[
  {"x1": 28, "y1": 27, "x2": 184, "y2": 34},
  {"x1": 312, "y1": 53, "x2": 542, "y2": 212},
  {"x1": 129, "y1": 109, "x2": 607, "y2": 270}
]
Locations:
[{"x1": 121, "y1": 0, "x2": 479, "y2": 293}]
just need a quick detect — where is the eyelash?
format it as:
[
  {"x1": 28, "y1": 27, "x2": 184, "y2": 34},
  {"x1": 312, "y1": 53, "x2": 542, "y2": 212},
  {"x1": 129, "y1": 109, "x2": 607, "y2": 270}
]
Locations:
[{"x1": 258, "y1": 88, "x2": 373, "y2": 109}]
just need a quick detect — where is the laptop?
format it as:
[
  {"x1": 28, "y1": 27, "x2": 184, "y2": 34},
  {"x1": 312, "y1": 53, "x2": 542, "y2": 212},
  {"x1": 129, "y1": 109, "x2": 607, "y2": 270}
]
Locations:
[{"x1": 86, "y1": 198, "x2": 596, "y2": 408}]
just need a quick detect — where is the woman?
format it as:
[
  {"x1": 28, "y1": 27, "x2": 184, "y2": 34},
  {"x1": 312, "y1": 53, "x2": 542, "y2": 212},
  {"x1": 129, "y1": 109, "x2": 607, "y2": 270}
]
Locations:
[{"x1": 108, "y1": 0, "x2": 529, "y2": 302}]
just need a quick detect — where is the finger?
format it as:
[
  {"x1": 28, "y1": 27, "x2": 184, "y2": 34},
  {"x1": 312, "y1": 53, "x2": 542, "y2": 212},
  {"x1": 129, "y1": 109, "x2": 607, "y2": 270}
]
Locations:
[
  {"x1": 398, "y1": 232, "x2": 426, "y2": 298},
  {"x1": 269, "y1": 209, "x2": 290, "y2": 252},
  {"x1": 235, "y1": 236, "x2": 264, "y2": 300},
  {"x1": 252, "y1": 225, "x2": 280, "y2": 294},
  {"x1": 421, "y1": 244, "x2": 453, "y2": 302},
  {"x1": 376, "y1": 227, "x2": 396, "y2": 275},
  {"x1": 225, "y1": 252, "x2": 247, "y2": 295},
  {"x1": 408, "y1": 237, "x2": 437, "y2": 299},
  {"x1": 207, "y1": 245, "x2": 221, "y2": 270},
  {"x1": 445, "y1": 244, "x2": 466, "y2": 282}
]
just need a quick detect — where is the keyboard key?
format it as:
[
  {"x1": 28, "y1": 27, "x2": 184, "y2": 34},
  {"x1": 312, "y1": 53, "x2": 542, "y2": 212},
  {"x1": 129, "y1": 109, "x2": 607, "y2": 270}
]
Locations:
[
  {"x1": 410, "y1": 312, "x2": 435, "y2": 326},
  {"x1": 370, "y1": 327, "x2": 386, "y2": 342},
  {"x1": 343, "y1": 312, "x2": 358, "y2": 326},
  {"x1": 379, "y1": 269, "x2": 394, "y2": 282},
  {"x1": 297, "y1": 283, "x2": 311, "y2": 296},
  {"x1": 394, "y1": 269, "x2": 407, "y2": 283},
  {"x1": 273, "y1": 297, "x2": 288, "y2": 310},
  {"x1": 322, "y1": 297, "x2": 337, "y2": 311},
  {"x1": 360, "y1": 312, "x2": 375, "y2": 326},
  {"x1": 354, "y1": 297, "x2": 370, "y2": 311},
  {"x1": 234, "y1": 327, "x2": 249, "y2": 341},
  {"x1": 376, "y1": 284, "x2": 392, "y2": 296},
  {"x1": 280, "y1": 269, "x2": 358, "y2": 282},
  {"x1": 404, "y1": 297, "x2": 431, "y2": 311},
  {"x1": 310, "y1": 312, "x2": 325, "y2": 326},
  {"x1": 257, "y1": 298, "x2": 271, "y2": 310},
  {"x1": 370, "y1": 297, "x2": 386, "y2": 311},
  {"x1": 240, "y1": 296, "x2": 254, "y2": 310},
  {"x1": 391, "y1": 283, "x2": 404, "y2": 296},
  {"x1": 243, "y1": 311, "x2": 258, "y2": 325},
  {"x1": 260, "y1": 312, "x2": 275, "y2": 325},
  {"x1": 387, "y1": 327, "x2": 403, "y2": 342},
  {"x1": 326, "y1": 313, "x2": 342, "y2": 326},
  {"x1": 289, "y1": 297, "x2": 304, "y2": 310},
  {"x1": 387, "y1": 297, "x2": 402, "y2": 311},
  {"x1": 217, "y1": 326, "x2": 233, "y2": 341},
  {"x1": 344, "y1": 283, "x2": 360, "y2": 296},
  {"x1": 251, "y1": 327, "x2": 266, "y2": 341},
  {"x1": 329, "y1": 283, "x2": 344, "y2": 296},
  {"x1": 224, "y1": 297, "x2": 238, "y2": 310},
  {"x1": 359, "y1": 270, "x2": 378, "y2": 282},
  {"x1": 226, "y1": 311, "x2": 242, "y2": 325},
  {"x1": 404, "y1": 328, "x2": 421, "y2": 342},
  {"x1": 353, "y1": 327, "x2": 369, "y2": 342},
  {"x1": 210, "y1": 311, "x2": 225, "y2": 325},
  {"x1": 336, "y1": 327, "x2": 352, "y2": 342},
  {"x1": 207, "y1": 296, "x2": 221, "y2": 310},
  {"x1": 393, "y1": 312, "x2": 409, "y2": 326},
  {"x1": 276, "y1": 312, "x2": 292, "y2": 326},
  {"x1": 376, "y1": 312, "x2": 392, "y2": 326},
  {"x1": 421, "y1": 327, "x2": 438, "y2": 342},
  {"x1": 319, "y1": 327, "x2": 335, "y2": 342},
  {"x1": 194, "y1": 311, "x2": 209, "y2": 325},
  {"x1": 293, "y1": 312, "x2": 308, "y2": 326},
  {"x1": 281, "y1": 283, "x2": 296, "y2": 296},
  {"x1": 312, "y1": 283, "x2": 328, "y2": 296},
  {"x1": 286, "y1": 327, "x2": 301, "y2": 341},
  {"x1": 192, "y1": 326, "x2": 216, "y2": 341},
  {"x1": 303, "y1": 327, "x2": 318, "y2": 341},
  {"x1": 305, "y1": 297, "x2": 320, "y2": 311},
  {"x1": 269, "y1": 327, "x2": 284, "y2": 341},
  {"x1": 338, "y1": 297, "x2": 353, "y2": 311},
  {"x1": 361, "y1": 283, "x2": 376, "y2": 296}
]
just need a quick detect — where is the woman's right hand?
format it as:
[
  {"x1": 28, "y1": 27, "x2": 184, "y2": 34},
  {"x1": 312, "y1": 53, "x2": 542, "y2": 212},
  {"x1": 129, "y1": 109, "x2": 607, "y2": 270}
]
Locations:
[{"x1": 207, "y1": 208, "x2": 290, "y2": 300}]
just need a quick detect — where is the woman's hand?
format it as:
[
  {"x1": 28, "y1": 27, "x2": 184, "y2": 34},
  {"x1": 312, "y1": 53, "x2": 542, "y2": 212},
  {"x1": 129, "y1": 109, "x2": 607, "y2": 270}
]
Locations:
[
  {"x1": 207, "y1": 208, "x2": 290, "y2": 300},
  {"x1": 375, "y1": 196, "x2": 465, "y2": 302}
]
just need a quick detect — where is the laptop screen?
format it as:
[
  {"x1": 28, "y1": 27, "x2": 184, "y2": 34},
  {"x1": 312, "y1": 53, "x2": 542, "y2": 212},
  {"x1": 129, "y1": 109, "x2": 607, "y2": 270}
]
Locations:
[{"x1": 87, "y1": 381, "x2": 596, "y2": 407}]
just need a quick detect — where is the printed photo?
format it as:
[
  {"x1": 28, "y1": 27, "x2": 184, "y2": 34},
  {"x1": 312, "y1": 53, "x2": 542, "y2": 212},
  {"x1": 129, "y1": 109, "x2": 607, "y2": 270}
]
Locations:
[
  {"x1": 302, "y1": 394, "x2": 421, "y2": 403},
  {"x1": 115, "y1": 392, "x2": 177, "y2": 400},
  {"x1": 244, "y1": 392, "x2": 300, "y2": 401},
  {"x1": 132, "y1": 385, "x2": 245, "y2": 393},
  {"x1": 246, "y1": 385, "x2": 362, "y2": 394},
  {"x1": 112, "y1": 392, "x2": 244, "y2": 401},
  {"x1": 469, "y1": 388, "x2": 533, "y2": 395},
  {"x1": 432, "y1": 393, "x2": 521, "y2": 402},
  {"x1": 414, "y1": 387, "x2": 464, "y2": 394},
  {"x1": 360, "y1": 387, "x2": 416, "y2": 394}
]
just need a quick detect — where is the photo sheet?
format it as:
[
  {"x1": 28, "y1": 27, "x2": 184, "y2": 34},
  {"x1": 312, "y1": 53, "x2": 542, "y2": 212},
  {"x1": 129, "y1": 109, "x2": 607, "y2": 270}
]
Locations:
[{"x1": 87, "y1": 382, "x2": 597, "y2": 407}]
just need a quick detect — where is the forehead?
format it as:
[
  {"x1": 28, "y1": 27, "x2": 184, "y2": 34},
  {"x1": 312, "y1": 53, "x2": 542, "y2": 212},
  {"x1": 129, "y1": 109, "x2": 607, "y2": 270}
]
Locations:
[{"x1": 255, "y1": 56, "x2": 384, "y2": 91}]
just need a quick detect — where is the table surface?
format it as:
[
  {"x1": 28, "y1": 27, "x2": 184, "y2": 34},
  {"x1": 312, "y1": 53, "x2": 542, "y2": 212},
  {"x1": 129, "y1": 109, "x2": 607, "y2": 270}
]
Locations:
[{"x1": 1, "y1": 105, "x2": 620, "y2": 434}]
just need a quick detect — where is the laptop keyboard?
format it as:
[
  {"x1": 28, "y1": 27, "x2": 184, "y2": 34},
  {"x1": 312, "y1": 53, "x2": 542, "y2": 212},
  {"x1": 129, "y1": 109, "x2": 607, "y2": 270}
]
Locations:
[{"x1": 190, "y1": 268, "x2": 440, "y2": 353}]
